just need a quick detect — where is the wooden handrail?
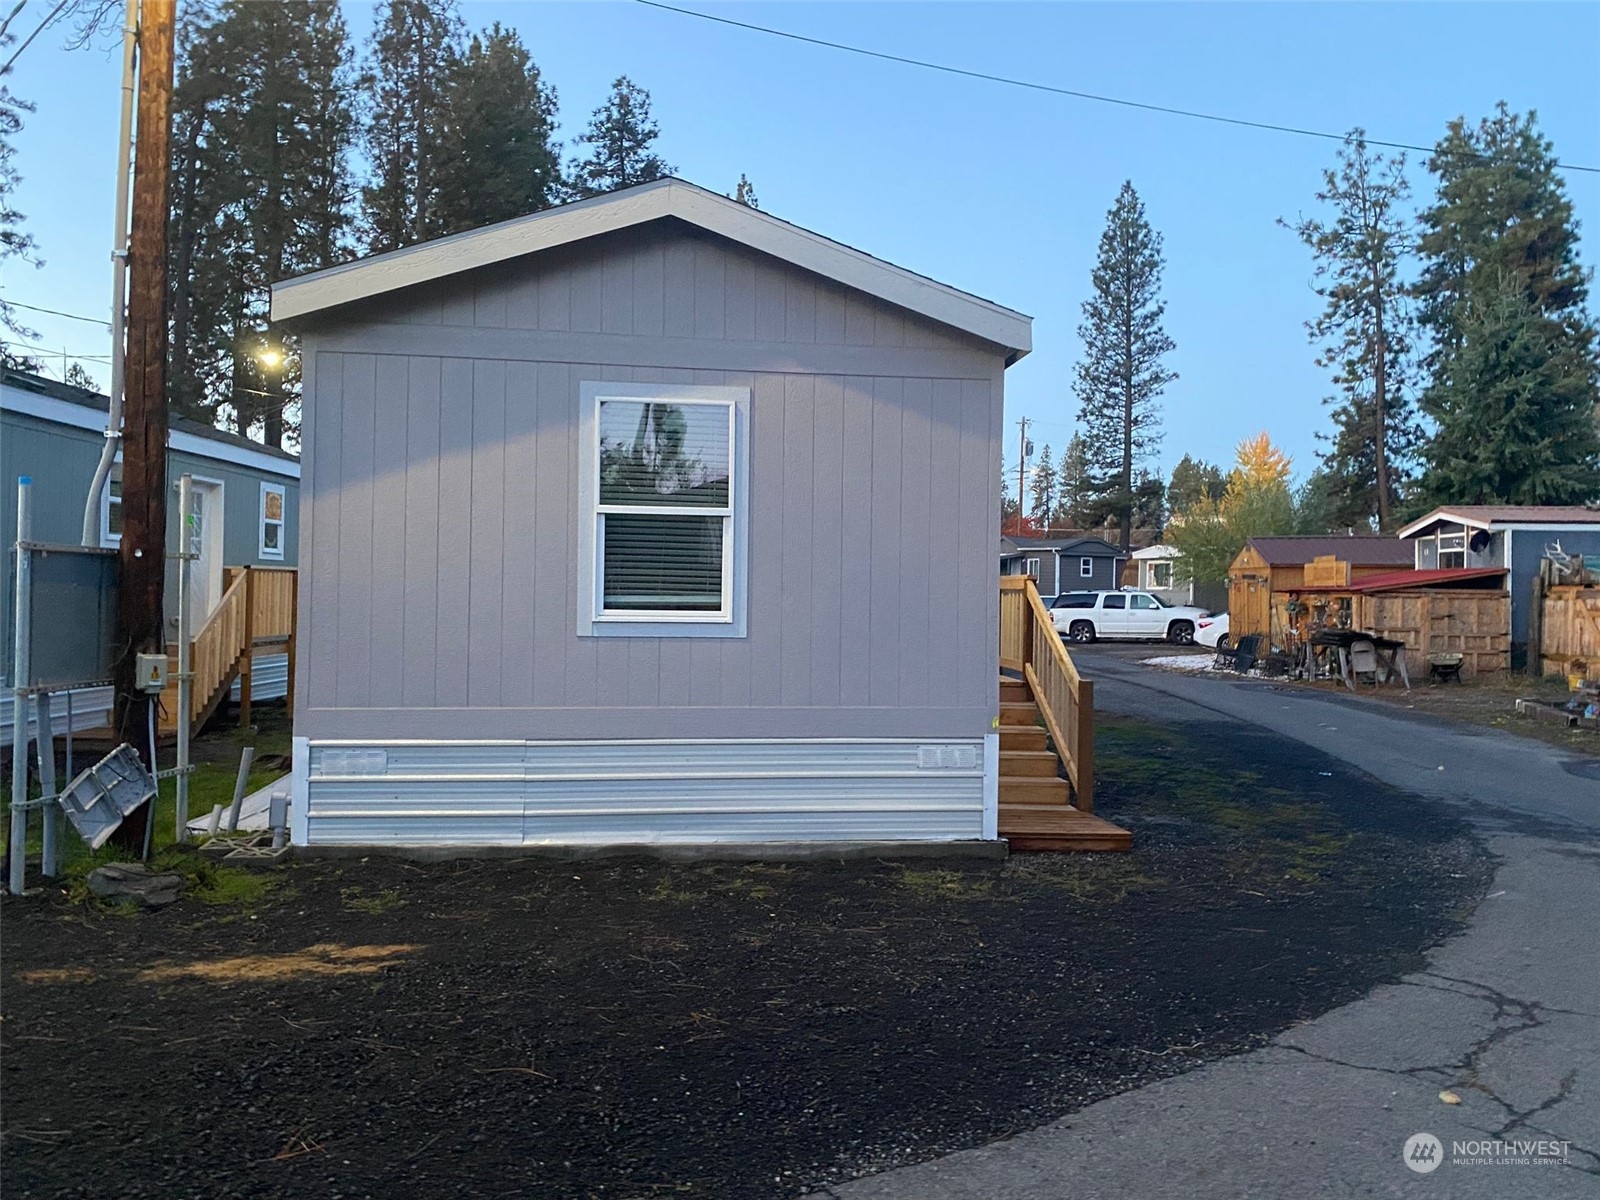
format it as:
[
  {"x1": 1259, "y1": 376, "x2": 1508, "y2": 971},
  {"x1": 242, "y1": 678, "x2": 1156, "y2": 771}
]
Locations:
[
  {"x1": 190, "y1": 568, "x2": 251, "y2": 720},
  {"x1": 999, "y1": 575, "x2": 1095, "y2": 811}
]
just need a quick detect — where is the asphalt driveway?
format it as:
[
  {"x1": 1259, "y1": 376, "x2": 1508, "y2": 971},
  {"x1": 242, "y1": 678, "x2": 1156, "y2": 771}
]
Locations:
[{"x1": 815, "y1": 648, "x2": 1600, "y2": 1199}]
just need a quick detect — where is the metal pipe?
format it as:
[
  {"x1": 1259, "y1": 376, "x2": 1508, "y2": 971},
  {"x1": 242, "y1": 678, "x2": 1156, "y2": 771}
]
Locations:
[
  {"x1": 35, "y1": 692, "x2": 57, "y2": 877},
  {"x1": 9, "y1": 477, "x2": 33, "y2": 894},
  {"x1": 269, "y1": 791, "x2": 289, "y2": 850},
  {"x1": 174, "y1": 473, "x2": 192, "y2": 842},
  {"x1": 225, "y1": 744, "x2": 254, "y2": 834},
  {"x1": 81, "y1": 0, "x2": 139, "y2": 548}
]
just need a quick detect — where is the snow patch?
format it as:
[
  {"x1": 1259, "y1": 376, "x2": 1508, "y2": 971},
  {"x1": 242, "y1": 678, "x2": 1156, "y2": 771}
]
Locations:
[{"x1": 1141, "y1": 654, "x2": 1220, "y2": 674}]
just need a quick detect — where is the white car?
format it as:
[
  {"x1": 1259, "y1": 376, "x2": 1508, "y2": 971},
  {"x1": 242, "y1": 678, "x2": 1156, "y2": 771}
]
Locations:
[
  {"x1": 1195, "y1": 612, "x2": 1230, "y2": 649},
  {"x1": 1047, "y1": 590, "x2": 1212, "y2": 645}
]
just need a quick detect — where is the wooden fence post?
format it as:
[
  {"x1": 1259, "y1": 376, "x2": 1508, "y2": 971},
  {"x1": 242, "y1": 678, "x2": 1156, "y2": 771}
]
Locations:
[{"x1": 1528, "y1": 564, "x2": 1546, "y2": 677}]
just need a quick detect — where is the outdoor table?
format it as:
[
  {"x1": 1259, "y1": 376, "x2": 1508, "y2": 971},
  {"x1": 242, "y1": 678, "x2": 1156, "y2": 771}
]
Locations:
[{"x1": 1308, "y1": 630, "x2": 1411, "y2": 693}]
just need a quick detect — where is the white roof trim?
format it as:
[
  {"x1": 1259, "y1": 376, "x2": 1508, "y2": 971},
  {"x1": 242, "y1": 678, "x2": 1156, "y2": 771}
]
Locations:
[
  {"x1": 2, "y1": 384, "x2": 301, "y2": 479},
  {"x1": 270, "y1": 179, "x2": 1032, "y2": 358},
  {"x1": 1397, "y1": 507, "x2": 1600, "y2": 538}
]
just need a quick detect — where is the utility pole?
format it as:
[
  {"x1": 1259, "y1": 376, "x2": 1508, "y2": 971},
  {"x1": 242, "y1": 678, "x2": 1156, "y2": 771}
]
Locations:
[
  {"x1": 1014, "y1": 417, "x2": 1031, "y2": 535},
  {"x1": 109, "y1": 0, "x2": 176, "y2": 853}
]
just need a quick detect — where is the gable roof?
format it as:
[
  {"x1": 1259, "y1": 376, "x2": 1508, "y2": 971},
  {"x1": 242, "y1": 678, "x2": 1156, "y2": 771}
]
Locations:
[
  {"x1": 1002, "y1": 536, "x2": 1124, "y2": 556},
  {"x1": 2, "y1": 369, "x2": 300, "y2": 478},
  {"x1": 1397, "y1": 504, "x2": 1600, "y2": 538},
  {"x1": 1244, "y1": 535, "x2": 1414, "y2": 567},
  {"x1": 270, "y1": 179, "x2": 1032, "y2": 360}
]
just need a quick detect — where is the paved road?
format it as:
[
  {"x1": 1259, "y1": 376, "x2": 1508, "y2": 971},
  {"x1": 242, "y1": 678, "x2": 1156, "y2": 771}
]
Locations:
[{"x1": 813, "y1": 650, "x2": 1600, "y2": 1199}]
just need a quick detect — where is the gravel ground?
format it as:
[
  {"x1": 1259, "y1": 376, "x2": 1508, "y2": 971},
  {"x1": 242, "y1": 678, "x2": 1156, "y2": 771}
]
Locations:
[{"x1": 1, "y1": 714, "x2": 1492, "y2": 1200}]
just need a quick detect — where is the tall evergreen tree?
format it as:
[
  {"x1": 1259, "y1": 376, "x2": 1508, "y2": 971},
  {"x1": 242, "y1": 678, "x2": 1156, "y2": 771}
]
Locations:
[
  {"x1": 430, "y1": 23, "x2": 560, "y2": 236},
  {"x1": 567, "y1": 76, "x2": 671, "y2": 199},
  {"x1": 0, "y1": 52, "x2": 41, "y2": 368},
  {"x1": 1414, "y1": 104, "x2": 1599, "y2": 504},
  {"x1": 167, "y1": 0, "x2": 356, "y2": 444},
  {"x1": 1074, "y1": 181, "x2": 1176, "y2": 551},
  {"x1": 1166, "y1": 453, "x2": 1225, "y2": 515},
  {"x1": 1282, "y1": 131, "x2": 1419, "y2": 530},
  {"x1": 1417, "y1": 281, "x2": 1600, "y2": 506},
  {"x1": 1054, "y1": 435, "x2": 1093, "y2": 528},
  {"x1": 1028, "y1": 444, "x2": 1057, "y2": 522},
  {"x1": 360, "y1": 0, "x2": 462, "y2": 251}
]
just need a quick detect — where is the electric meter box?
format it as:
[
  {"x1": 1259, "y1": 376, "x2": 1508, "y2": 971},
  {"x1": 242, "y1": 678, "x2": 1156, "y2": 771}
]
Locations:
[{"x1": 135, "y1": 653, "x2": 169, "y2": 694}]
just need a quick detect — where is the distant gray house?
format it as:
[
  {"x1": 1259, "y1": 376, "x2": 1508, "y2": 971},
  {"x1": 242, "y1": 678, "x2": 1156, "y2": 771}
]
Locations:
[
  {"x1": 1398, "y1": 505, "x2": 1600, "y2": 664},
  {"x1": 1000, "y1": 536, "x2": 1126, "y2": 598},
  {"x1": 1, "y1": 368, "x2": 299, "y2": 737},
  {"x1": 270, "y1": 178, "x2": 1032, "y2": 848}
]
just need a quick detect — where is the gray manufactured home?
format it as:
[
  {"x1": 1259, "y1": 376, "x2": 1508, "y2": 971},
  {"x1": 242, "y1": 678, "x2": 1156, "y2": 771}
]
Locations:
[
  {"x1": 1, "y1": 369, "x2": 299, "y2": 738},
  {"x1": 270, "y1": 179, "x2": 1031, "y2": 848}
]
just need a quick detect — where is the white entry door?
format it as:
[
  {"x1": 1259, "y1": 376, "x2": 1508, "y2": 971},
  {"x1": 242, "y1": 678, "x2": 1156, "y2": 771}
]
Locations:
[{"x1": 184, "y1": 480, "x2": 225, "y2": 624}]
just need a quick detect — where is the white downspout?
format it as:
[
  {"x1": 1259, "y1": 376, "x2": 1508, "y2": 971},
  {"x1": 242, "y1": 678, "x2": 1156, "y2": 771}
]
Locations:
[{"x1": 81, "y1": 0, "x2": 139, "y2": 547}]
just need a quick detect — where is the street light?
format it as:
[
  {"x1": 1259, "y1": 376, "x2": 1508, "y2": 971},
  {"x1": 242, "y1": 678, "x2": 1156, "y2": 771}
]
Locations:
[{"x1": 258, "y1": 347, "x2": 283, "y2": 370}]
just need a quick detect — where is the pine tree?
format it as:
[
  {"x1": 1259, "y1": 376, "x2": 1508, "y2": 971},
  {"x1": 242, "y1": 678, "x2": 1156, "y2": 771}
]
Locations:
[
  {"x1": 1414, "y1": 104, "x2": 1599, "y2": 504},
  {"x1": 430, "y1": 23, "x2": 560, "y2": 236},
  {"x1": 167, "y1": 0, "x2": 356, "y2": 444},
  {"x1": 567, "y1": 76, "x2": 671, "y2": 199},
  {"x1": 1166, "y1": 454, "x2": 1225, "y2": 515},
  {"x1": 1074, "y1": 181, "x2": 1176, "y2": 551},
  {"x1": 0, "y1": 54, "x2": 41, "y2": 368},
  {"x1": 1417, "y1": 281, "x2": 1600, "y2": 506},
  {"x1": 734, "y1": 173, "x2": 758, "y2": 208},
  {"x1": 1054, "y1": 435, "x2": 1093, "y2": 528},
  {"x1": 360, "y1": 0, "x2": 463, "y2": 251},
  {"x1": 1282, "y1": 131, "x2": 1419, "y2": 530},
  {"x1": 1028, "y1": 444, "x2": 1057, "y2": 522}
]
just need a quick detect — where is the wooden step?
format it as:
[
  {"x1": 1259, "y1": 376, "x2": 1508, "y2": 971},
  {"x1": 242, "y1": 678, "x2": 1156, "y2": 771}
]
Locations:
[
  {"x1": 999, "y1": 804, "x2": 1133, "y2": 852},
  {"x1": 999, "y1": 777, "x2": 1072, "y2": 806},
  {"x1": 999, "y1": 725, "x2": 1049, "y2": 752},
  {"x1": 1000, "y1": 749, "x2": 1061, "y2": 778},
  {"x1": 998, "y1": 678, "x2": 1031, "y2": 703},
  {"x1": 998, "y1": 702, "x2": 1041, "y2": 726}
]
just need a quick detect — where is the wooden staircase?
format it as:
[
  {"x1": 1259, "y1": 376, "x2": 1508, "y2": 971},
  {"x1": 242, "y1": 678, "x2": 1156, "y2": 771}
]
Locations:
[{"x1": 997, "y1": 575, "x2": 1132, "y2": 853}]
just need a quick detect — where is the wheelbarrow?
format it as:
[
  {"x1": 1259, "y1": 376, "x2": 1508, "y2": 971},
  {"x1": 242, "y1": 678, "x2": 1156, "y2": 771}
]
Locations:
[{"x1": 1426, "y1": 652, "x2": 1464, "y2": 684}]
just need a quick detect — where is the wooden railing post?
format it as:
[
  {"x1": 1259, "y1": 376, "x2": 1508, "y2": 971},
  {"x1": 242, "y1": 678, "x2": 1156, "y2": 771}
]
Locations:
[
  {"x1": 1075, "y1": 677, "x2": 1094, "y2": 812},
  {"x1": 239, "y1": 567, "x2": 254, "y2": 728}
]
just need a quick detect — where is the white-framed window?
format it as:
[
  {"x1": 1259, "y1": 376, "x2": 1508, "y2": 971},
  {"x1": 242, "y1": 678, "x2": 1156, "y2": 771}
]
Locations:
[
  {"x1": 1025, "y1": 556, "x2": 1041, "y2": 579},
  {"x1": 1080, "y1": 556, "x2": 1095, "y2": 578},
  {"x1": 1437, "y1": 531, "x2": 1466, "y2": 570},
  {"x1": 1149, "y1": 560, "x2": 1173, "y2": 589},
  {"x1": 259, "y1": 482, "x2": 286, "y2": 560},
  {"x1": 577, "y1": 381, "x2": 750, "y2": 638},
  {"x1": 98, "y1": 459, "x2": 125, "y2": 547}
]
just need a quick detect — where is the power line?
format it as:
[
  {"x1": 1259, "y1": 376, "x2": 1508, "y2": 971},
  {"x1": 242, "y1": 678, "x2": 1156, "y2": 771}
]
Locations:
[
  {"x1": 5, "y1": 341, "x2": 111, "y2": 359},
  {"x1": 4, "y1": 299, "x2": 112, "y2": 327},
  {"x1": 635, "y1": 0, "x2": 1600, "y2": 176},
  {"x1": 0, "y1": 0, "x2": 71, "y2": 75}
]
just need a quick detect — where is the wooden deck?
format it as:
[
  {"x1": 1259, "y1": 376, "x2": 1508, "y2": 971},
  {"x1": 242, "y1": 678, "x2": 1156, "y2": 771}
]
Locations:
[{"x1": 996, "y1": 575, "x2": 1131, "y2": 852}]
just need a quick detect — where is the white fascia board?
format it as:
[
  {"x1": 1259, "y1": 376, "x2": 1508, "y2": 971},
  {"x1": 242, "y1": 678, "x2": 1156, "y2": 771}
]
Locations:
[
  {"x1": 3, "y1": 385, "x2": 300, "y2": 479},
  {"x1": 270, "y1": 179, "x2": 1032, "y2": 358}
]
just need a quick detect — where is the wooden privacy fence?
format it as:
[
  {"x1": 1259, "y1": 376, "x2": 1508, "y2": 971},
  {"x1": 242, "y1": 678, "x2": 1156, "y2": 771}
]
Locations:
[
  {"x1": 999, "y1": 576, "x2": 1095, "y2": 810},
  {"x1": 1535, "y1": 585, "x2": 1600, "y2": 676},
  {"x1": 1355, "y1": 590, "x2": 1510, "y2": 678}
]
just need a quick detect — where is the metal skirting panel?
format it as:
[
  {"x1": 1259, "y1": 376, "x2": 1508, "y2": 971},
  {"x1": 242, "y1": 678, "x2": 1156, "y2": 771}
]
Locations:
[
  {"x1": 0, "y1": 686, "x2": 113, "y2": 742},
  {"x1": 230, "y1": 653, "x2": 290, "y2": 702},
  {"x1": 302, "y1": 738, "x2": 988, "y2": 846}
]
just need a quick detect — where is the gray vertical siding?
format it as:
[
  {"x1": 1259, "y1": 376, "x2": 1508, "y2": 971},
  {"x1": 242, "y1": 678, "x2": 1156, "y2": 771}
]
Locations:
[{"x1": 297, "y1": 223, "x2": 1007, "y2": 742}]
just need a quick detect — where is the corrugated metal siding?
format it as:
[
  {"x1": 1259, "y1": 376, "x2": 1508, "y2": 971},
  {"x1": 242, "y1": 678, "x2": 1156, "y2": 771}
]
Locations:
[
  {"x1": 302, "y1": 738, "x2": 987, "y2": 845},
  {"x1": 299, "y1": 223, "x2": 1004, "y2": 743}
]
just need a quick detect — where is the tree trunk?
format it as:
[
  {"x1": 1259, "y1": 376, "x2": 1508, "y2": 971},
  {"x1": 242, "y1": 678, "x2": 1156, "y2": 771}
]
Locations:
[{"x1": 1372, "y1": 261, "x2": 1390, "y2": 530}]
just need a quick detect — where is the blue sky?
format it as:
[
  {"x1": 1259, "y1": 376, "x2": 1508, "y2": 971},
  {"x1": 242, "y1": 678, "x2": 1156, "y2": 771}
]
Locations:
[{"x1": 5, "y1": 1, "x2": 1598, "y2": 484}]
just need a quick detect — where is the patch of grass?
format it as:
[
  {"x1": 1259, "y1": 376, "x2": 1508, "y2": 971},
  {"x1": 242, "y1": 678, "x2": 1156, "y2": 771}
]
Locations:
[
  {"x1": 56, "y1": 845, "x2": 285, "y2": 910},
  {"x1": 892, "y1": 866, "x2": 995, "y2": 901},
  {"x1": 647, "y1": 875, "x2": 710, "y2": 904},
  {"x1": 1006, "y1": 855, "x2": 1166, "y2": 902},
  {"x1": 340, "y1": 885, "x2": 407, "y2": 914}
]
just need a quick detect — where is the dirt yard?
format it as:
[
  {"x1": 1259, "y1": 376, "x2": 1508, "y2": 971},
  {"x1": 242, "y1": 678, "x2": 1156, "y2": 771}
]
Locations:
[{"x1": 1, "y1": 715, "x2": 1492, "y2": 1199}]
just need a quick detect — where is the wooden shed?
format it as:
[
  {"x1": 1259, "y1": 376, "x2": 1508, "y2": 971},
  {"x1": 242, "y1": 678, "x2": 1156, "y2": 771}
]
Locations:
[
  {"x1": 268, "y1": 179, "x2": 1035, "y2": 850},
  {"x1": 1228, "y1": 536, "x2": 1415, "y2": 645}
]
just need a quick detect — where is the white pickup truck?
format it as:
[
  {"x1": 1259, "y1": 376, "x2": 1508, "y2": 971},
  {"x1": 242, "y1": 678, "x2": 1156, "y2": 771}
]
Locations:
[{"x1": 1047, "y1": 590, "x2": 1211, "y2": 645}]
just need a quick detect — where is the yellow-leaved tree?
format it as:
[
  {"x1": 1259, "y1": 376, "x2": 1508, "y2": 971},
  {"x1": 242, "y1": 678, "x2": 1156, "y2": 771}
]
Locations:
[{"x1": 1168, "y1": 433, "x2": 1298, "y2": 584}]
